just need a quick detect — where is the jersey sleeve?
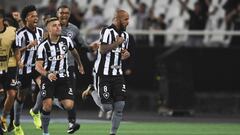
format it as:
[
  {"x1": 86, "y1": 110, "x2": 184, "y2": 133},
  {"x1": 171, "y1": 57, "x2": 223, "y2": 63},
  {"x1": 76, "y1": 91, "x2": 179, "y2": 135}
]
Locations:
[
  {"x1": 67, "y1": 37, "x2": 75, "y2": 51},
  {"x1": 36, "y1": 44, "x2": 45, "y2": 61},
  {"x1": 99, "y1": 28, "x2": 109, "y2": 45},
  {"x1": 15, "y1": 32, "x2": 24, "y2": 48}
]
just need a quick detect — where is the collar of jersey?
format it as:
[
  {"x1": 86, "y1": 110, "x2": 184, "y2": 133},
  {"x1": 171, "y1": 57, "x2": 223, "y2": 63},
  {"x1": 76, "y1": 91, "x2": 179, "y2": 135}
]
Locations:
[
  {"x1": 110, "y1": 24, "x2": 123, "y2": 35},
  {"x1": 47, "y1": 36, "x2": 61, "y2": 45},
  {"x1": 25, "y1": 26, "x2": 36, "y2": 34}
]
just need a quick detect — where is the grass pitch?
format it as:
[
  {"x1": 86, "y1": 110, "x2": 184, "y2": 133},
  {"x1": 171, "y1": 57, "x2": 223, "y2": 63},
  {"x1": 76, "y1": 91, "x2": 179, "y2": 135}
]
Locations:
[{"x1": 4, "y1": 121, "x2": 240, "y2": 135}]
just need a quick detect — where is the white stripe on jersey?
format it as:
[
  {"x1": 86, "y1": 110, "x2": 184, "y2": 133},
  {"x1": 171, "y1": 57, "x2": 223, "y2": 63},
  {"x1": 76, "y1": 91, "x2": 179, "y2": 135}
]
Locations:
[
  {"x1": 37, "y1": 36, "x2": 74, "y2": 78},
  {"x1": 49, "y1": 45, "x2": 57, "y2": 72},
  {"x1": 16, "y1": 27, "x2": 43, "y2": 74},
  {"x1": 94, "y1": 25, "x2": 129, "y2": 76},
  {"x1": 103, "y1": 52, "x2": 111, "y2": 75}
]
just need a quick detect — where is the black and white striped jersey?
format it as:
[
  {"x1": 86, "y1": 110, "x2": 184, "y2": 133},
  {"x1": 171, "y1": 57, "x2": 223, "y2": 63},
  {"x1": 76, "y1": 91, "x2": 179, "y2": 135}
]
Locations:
[
  {"x1": 16, "y1": 27, "x2": 43, "y2": 74},
  {"x1": 36, "y1": 36, "x2": 74, "y2": 78},
  {"x1": 94, "y1": 24, "x2": 129, "y2": 76}
]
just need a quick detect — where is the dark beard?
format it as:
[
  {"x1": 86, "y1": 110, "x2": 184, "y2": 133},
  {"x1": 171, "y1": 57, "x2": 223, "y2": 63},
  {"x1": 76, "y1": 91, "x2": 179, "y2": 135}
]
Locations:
[{"x1": 120, "y1": 23, "x2": 126, "y2": 31}]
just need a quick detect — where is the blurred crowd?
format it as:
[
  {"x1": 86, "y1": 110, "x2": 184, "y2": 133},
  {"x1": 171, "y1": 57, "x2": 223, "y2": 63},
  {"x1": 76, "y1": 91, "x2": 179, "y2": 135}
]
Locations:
[{"x1": 2, "y1": 0, "x2": 240, "y2": 47}]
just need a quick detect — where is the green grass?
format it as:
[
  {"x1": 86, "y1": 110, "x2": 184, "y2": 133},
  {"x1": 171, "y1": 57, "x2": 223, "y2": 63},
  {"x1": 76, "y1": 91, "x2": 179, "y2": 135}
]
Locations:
[{"x1": 5, "y1": 122, "x2": 240, "y2": 135}]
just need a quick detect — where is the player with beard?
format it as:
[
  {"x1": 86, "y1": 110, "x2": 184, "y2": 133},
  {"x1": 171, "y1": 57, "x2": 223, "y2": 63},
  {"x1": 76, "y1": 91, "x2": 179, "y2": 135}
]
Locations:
[{"x1": 82, "y1": 9, "x2": 131, "y2": 135}]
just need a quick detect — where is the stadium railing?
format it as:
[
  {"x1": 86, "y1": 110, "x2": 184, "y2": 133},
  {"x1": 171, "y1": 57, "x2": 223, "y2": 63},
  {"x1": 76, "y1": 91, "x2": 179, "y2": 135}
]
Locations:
[{"x1": 82, "y1": 29, "x2": 240, "y2": 47}]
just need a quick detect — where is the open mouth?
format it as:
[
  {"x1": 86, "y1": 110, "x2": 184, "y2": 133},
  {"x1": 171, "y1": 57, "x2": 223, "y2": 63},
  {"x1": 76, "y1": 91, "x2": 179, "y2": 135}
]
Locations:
[
  {"x1": 33, "y1": 20, "x2": 38, "y2": 25},
  {"x1": 61, "y1": 18, "x2": 68, "y2": 21}
]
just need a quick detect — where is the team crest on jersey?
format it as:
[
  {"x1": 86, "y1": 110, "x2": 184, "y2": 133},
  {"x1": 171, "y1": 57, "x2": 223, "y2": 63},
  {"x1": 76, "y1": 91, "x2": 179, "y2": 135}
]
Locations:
[
  {"x1": 41, "y1": 90, "x2": 46, "y2": 97},
  {"x1": 62, "y1": 45, "x2": 68, "y2": 52},
  {"x1": 59, "y1": 41, "x2": 68, "y2": 52},
  {"x1": 67, "y1": 32, "x2": 73, "y2": 38},
  {"x1": 103, "y1": 92, "x2": 110, "y2": 99},
  {"x1": 39, "y1": 37, "x2": 43, "y2": 42}
]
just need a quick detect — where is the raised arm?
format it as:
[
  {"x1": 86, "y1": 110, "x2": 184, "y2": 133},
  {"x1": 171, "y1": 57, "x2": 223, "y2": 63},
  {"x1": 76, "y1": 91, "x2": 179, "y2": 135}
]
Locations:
[
  {"x1": 178, "y1": 0, "x2": 190, "y2": 11},
  {"x1": 127, "y1": 0, "x2": 137, "y2": 10},
  {"x1": 70, "y1": 48, "x2": 84, "y2": 74},
  {"x1": 225, "y1": 9, "x2": 237, "y2": 23}
]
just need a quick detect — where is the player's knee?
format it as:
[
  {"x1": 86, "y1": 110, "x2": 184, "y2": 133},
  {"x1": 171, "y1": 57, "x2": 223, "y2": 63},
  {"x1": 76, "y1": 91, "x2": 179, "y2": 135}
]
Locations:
[
  {"x1": 114, "y1": 101, "x2": 125, "y2": 115},
  {"x1": 61, "y1": 100, "x2": 74, "y2": 110},
  {"x1": 102, "y1": 104, "x2": 113, "y2": 112},
  {"x1": 63, "y1": 104, "x2": 73, "y2": 110},
  {"x1": 17, "y1": 89, "x2": 27, "y2": 101},
  {"x1": 42, "y1": 104, "x2": 52, "y2": 112},
  {"x1": 7, "y1": 90, "x2": 17, "y2": 97},
  {"x1": 42, "y1": 99, "x2": 53, "y2": 112},
  {"x1": 16, "y1": 95, "x2": 25, "y2": 102}
]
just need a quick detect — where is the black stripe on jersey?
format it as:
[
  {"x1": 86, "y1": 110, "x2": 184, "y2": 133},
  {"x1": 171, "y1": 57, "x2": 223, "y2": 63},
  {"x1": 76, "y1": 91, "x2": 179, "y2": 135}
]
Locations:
[
  {"x1": 61, "y1": 37, "x2": 68, "y2": 51},
  {"x1": 32, "y1": 31, "x2": 37, "y2": 69},
  {"x1": 122, "y1": 32, "x2": 127, "y2": 49},
  {"x1": 44, "y1": 43, "x2": 52, "y2": 71},
  {"x1": 63, "y1": 54, "x2": 67, "y2": 76},
  {"x1": 108, "y1": 30, "x2": 115, "y2": 75},
  {"x1": 16, "y1": 27, "x2": 25, "y2": 35},
  {"x1": 54, "y1": 42, "x2": 61, "y2": 71},
  {"x1": 97, "y1": 29, "x2": 109, "y2": 75},
  {"x1": 95, "y1": 25, "x2": 130, "y2": 76},
  {"x1": 97, "y1": 53, "x2": 106, "y2": 75},
  {"x1": 100, "y1": 27, "x2": 107, "y2": 43},
  {"x1": 61, "y1": 37, "x2": 68, "y2": 74},
  {"x1": 116, "y1": 33, "x2": 127, "y2": 75},
  {"x1": 38, "y1": 29, "x2": 43, "y2": 38},
  {"x1": 23, "y1": 31, "x2": 30, "y2": 73}
]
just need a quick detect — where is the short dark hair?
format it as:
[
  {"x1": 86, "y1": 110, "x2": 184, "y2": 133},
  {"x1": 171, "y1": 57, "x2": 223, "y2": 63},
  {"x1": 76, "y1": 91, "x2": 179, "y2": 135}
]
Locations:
[
  {"x1": 21, "y1": 5, "x2": 37, "y2": 21},
  {"x1": 0, "y1": 9, "x2": 5, "y2": 18},
  {"x1": 57, "y1": 5, "x2": 70, "y2": 11},
  {"x1": 45, "y1": 17, "x2": 58, "y2": 26}
]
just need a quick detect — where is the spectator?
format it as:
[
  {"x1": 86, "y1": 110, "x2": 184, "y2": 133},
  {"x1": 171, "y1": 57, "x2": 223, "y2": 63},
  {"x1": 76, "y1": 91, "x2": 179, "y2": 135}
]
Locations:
[
  {"x1": 84, "y1": 5, "x2": 106, "y2": 43},
  {"x1": 143, "y1": 7, "x2": 157, "y2": 29},
  {"x1": 225, "y1": 2, "x2": 240, "y2": 48},
  {"x1": 69, "y1": 0, "x2": 85, "y2": 29},
  {"x1": 127, "y1": 0, "x2": 148, "y2": 29},
  {"x1": 5, "y1": 6, "x2": 23, "y2": 29},
  {"x1": 179, "y1": 0, "x2": 209, "y2": 47},
  {"x1": 38, "y1": 0, "x2": 58, "y2": 18},
  {"x1": 154, "y1": 14, "x2": 166, "y2": 47},
  {"x1": 84, "y1": 5, "x2": 106, "y2": 30},
  {"x1": 127, "y1": 0, "x2": 149, "y2": 46}
]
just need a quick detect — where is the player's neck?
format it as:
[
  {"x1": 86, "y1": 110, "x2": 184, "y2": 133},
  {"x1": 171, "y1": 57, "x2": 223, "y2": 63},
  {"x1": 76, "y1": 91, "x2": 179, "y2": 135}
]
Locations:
[
  {"x1": 26, "y1": 24, "x2": 36, "y2": 32},
  {"x1": 49, "y1": 34, "x2": 60, "y2": 43},
  {"x1": 112, "y1": 22, "x2": 120, "y2": 31},
  {"x1": 61, "y1": 22, "x2": 68, "y2": 27}
]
